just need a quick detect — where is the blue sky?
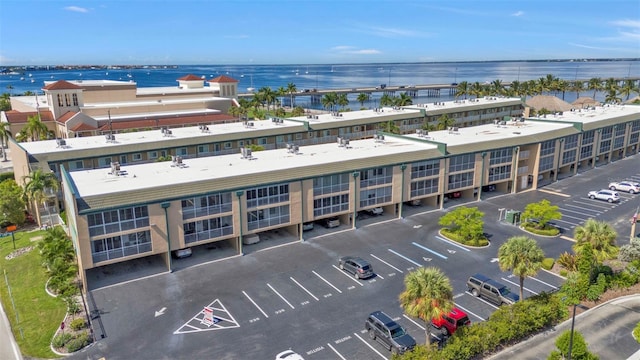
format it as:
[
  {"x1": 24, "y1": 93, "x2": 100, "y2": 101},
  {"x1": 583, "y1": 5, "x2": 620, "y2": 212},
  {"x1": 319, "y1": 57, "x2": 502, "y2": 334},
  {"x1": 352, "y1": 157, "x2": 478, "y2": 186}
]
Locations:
[{"x1": 1, "y1": 0, "x2": 639, "y2": 65}]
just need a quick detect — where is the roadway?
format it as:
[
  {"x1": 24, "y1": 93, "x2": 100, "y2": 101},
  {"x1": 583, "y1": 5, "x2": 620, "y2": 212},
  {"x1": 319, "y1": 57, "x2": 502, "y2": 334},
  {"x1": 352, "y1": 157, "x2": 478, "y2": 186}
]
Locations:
[{"x1": 70, "y1": 154, "x2": 640, "y2": 360}]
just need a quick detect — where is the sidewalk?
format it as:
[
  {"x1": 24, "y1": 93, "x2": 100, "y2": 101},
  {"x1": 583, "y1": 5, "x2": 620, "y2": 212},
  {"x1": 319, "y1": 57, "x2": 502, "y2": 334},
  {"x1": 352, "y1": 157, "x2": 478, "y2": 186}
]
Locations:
[
  {"x1": 0, "y1": 300, "x2": 22, "y2": 360},
  {"x1": 488, "y1": 295, "x2": 640, "y2": 360}
]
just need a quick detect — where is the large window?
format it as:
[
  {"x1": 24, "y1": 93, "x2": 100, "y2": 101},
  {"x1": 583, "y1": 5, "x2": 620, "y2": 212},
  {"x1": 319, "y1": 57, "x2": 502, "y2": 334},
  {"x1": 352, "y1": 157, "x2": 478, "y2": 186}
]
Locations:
[
  {"x1": 448, "y1": 154, "x2": 475, "y2": 173},
  {"x1": 313, "y1": 195, "x2": 349, "y2": 217},
  {"x1": 360, "y1": 186, "x2": 392, "y2": 207},
  {"x1": 448, "y1": 171, "x2": 474, "y2": 190},
  {"x1": 411, "y1": 160, "x2": 440, "y2": 179},
  {"x1": 489, "y1": 148, "x2": 512, "y2": 165},
  {"x1": 564, "y1": 134, "x2": 579, "y2": 150},
  {"x1": 247, "y1": 205, "x2": 290, "y2": 230},
  {"x1": 181, "y1": 192, "x2": 232, "y2": 220},
  {"x1": 540, "y1": 140, "x2": 556, "y2": 157},
  {"x1": 183, "y1": 216, "x2": 233, "y2": 244},
  {"x1": 313, "y1": 173, "x2": 350, "y2": 196},
  {"x1": 539, "y1": 156, "x2": 555, "y2": 171},
  {"x1": 562, "y1": 149, "x2": 577, "y2": 165},
  {"x1": 410, "y1": 178, "x2": 438, "y2": 197},
  {"x1": 488, "y1": 165, "x2": 511, "y2": 182},
  {"x1": 360, "y1": 167, "x2": 393, "y2": 188},
  {"x1": 91, "y1": 231, "x2": 151, "y2": 263},
  {"x1": 246, "y1": 184, "x2": 290, "y2": 208},
  {"x1": 580, "y1": 144, "x2": 593, "y2": 160},
  {"x1": 87, "y1": 206, "x2": 149, "y2": 237}
]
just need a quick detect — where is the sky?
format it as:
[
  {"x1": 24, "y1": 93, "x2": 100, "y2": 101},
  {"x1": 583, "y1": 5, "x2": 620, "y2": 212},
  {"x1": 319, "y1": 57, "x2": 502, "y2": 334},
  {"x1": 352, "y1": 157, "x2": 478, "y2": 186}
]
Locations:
[{"x1": 1, "y1": 0, "x2": 639, "y2": 66}]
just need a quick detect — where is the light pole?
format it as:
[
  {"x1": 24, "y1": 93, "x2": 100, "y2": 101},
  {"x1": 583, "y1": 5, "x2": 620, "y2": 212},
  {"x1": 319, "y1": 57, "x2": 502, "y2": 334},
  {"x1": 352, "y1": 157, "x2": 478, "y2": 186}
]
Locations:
[
  {"x1": 567, "y1": 302, "x2": 577, "y2": 360},
  {"x1": 161, "y1": 202, "x2": 172, "y2": 273}
]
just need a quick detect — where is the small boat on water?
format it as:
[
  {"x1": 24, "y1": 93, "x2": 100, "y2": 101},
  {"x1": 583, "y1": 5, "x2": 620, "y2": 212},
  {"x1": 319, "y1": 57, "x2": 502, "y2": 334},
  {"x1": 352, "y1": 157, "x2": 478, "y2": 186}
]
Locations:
[{"x1": 247, "y1": 75, "x2": 255, "y2": 92}]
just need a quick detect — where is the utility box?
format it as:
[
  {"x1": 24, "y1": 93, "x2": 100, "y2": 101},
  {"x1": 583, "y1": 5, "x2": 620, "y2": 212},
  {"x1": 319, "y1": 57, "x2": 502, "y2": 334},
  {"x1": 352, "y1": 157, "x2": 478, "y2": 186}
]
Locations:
[{"x1": 505, "y1": 210, "x2": 521, "y2": 224}]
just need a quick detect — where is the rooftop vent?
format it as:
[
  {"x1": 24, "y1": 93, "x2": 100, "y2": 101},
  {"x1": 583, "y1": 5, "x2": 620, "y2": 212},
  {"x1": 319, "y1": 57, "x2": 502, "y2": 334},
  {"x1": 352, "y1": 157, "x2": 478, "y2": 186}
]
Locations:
[
  {"x1": 374, "y1": 134, "x2": 385, "y2": 143},
  {"x1": 56, "y1": 138, "x2": 66, "y2": 147},
  {"x1": 286, "y1": 143, "x2": 300, "y2": 154},
  {"x1": 337, "y1": 137, "x2": 351, "y2": 148},
  {"x1": 271, "y1": 117, "x2": 285, "y2": 124},
  {"x1": 171, "y1": 155, "x2": 187, "y2": 168},
  {"x1": 241, "y1": 147, "x2": 254, "y2": 160},
  {"x1": 105, "y1": 134, "x2": 116, "y2": 143},
  {"x1": 109, "y1": 161, "x2": 127, "y2": 176},
  {"x1": 161, "y1": 127, "x2": 173, "y2": 137},
  {"x1": 198, "y1": 124, "x2": 210, "y2": 133}
]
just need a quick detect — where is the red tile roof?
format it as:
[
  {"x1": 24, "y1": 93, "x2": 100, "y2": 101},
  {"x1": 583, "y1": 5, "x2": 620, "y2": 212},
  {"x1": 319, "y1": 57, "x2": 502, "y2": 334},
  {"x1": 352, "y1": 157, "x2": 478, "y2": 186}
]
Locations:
[
  {"x1": 56, "y1": 111, "x2": 78, "y2": 124},
  {"x1": 97, "y1": 113, "x2": 237, "y2": 131},
  {"x1": 177, "y1": 74, "x2": 204, "y2": 81},
  {"x1": 70, "y1": 122, "x2": 97, "y2": 132},
  {"x1": 209, "y1": 75, "x2": 238, "y2": 83},
  {"x1": 42, "y1": 80, "x2": 83, "y2": 90},
  {"x1": 5, "y1": 110, "x2": 55, "y2": 124}
]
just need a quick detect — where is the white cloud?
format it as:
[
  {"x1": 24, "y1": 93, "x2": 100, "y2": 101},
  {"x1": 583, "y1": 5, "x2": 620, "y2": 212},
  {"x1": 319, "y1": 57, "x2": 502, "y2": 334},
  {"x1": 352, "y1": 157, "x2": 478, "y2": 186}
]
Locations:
[
  {"x1": 330, "y1": 46, "x2": 381, "y2": 55},
  {"x1": 64, "y1": 6, "x2": 89, "y2": 13},
  {"x1": 610, "y1": 19, "x2": 640, "y2": 29},
  {"x1": 331, "y1": 46, "x2": 355, "y2": 51},
  {"x1": 568, "y1": 42, "x2": 637, "y2": 53},
  {"x1": 511, "y1": 11, "x2": 524, "y2": 17}
]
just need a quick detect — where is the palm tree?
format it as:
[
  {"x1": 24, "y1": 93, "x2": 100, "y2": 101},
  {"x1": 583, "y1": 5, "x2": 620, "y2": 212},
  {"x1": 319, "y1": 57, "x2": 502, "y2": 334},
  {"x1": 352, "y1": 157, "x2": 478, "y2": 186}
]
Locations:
[
  {"x1": 337, "y1": 93, "x2": 349, "y2": 110},
  {"x1": 572, "y1": 80, "x2": 585, "y2": 98},
  {"x1": 490, "y1": 79, "x2": 504, "y2": 96},
  {"x1": 6, "y1": 84, "x2": 13, "y2": 96},
  {"x1": 573, "y1": 218, "x2": 618, "y2": 262},
  {"x1": 605, "y1": 89, "x2": 622, "y2": 104},
  {"x1": 379, "y1": 93, "x2": 394, "y2": 107},
  {"x1": 470, "y1": 82, "x2": 484, "y2": 98},
  {"x1": 436, "y1": 114, "x2": 455, "y2": 130},
  {"x1": 619, "y1": 79, "x2": 639, "y2": 101},
  {"x1": 286, "y1": 82, "x2": 297, "y2": 108},
  {"x1": 395, "y1": 93, "x2": 413, "y2": 106},
  {"x1": 356, "y1": 92, "x2": 370, "y2": 108},
  {"x1": 379, "y1": 120, "x2": 400, "y2": 134},
  {"x1": 321, "y1": 92, "x2": 338, "y2": 112},
  {"x1": 276, "y1": 86, "x2": 287, "y2": 108},
  {"x1": 399, "y1": 267, "x2": 453, "y2": 345},
  {"x1": 23, "y1": 168, "x2": 60, "y2": 226},
  {"x1": 556, "y1": 79, "x2": 569, "y2": 100},
  {"x1": 23, "y1": 114, "x2": 49, "y2": 141},
  {"x1": 497, "y1": 236, "x2": 545, "y2": 302},
  {"x1": 0, "y1": 121, "x2": 11, "y2": 161},
  {"x1": 587, "y1": 77, "x2": 602, "y2": 99},
  {"x1": 455, "y1": 81, "x2": 469, "y2": 99}
]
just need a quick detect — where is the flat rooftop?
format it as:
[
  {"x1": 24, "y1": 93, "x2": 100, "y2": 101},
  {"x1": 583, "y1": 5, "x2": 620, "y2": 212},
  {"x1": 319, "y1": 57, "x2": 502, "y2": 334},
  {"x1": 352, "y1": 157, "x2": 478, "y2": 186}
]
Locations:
[
  {"x1": 527, "y1": 103, "x2": 640, "y2": 124},
  {"x1": 69, "y1": 135, "x2": 439, "y2": 198}
]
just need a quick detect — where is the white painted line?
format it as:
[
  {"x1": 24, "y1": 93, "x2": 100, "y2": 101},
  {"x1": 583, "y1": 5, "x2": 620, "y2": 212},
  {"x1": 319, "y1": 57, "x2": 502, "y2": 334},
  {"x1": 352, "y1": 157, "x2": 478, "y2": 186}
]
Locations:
[
  {"x1": 312, "y1": 270, "x2": 342, "y2": 294},
  {"x1": 560, "y1": 235, "x2": 576, "y2": 242},
  {"x1": 326, "y1": 343, "x2": 347, "y2": 360},
  {"x1": 528, "y1": 276, "x2": 559, "y2": 290},
  {"x1": 453, "y1": 293, "x2": 465, "y2": 299},
  {"x1": 563, "y1": 204, "x2": 601, "y2": 213},
  {"x1": 538, "y1": 189, "x2": 570, "y2": 197},
  {"x1": 403, "y1": 314, "x2": 426, "y2": 330},
  {"x1": 572, "y1": 200, "x2": 615, "y2": 209},
  {"x1": 267, "y1": 283, "x2": 295, "y2": 309},
  {"x1": 370, "y1": 253, "x2": 403, "y2": 273},
  {"x1": 555, "y1": 212, "x2": 592, "y2": 222},
  {"x1": 353, "y1": 332, "x2": 388, "y2": 359},
  {"x1": 332, "y1": 265, "x2": 364, "y2": 286},
  {"x1": 465, "y1": 291, "x2": 499, "y2": 309},
  {"x1": 388, "y1": 249, "x2": 423, "y2": 267},
  {"x1": 454, "y1": 304, "x2": 485, "y2": 322},
  {"x1": 290, "y1": 277, "x2": 319, "y2": 301},
  {"x1": 541, "y1": 268, "x2": 567, "y2": 279},
  {"x1": 500, "y1": 278, "x2": 538, "y2": 295},
  {"x1": 412, "y1": 242, "x2": 448, "y2": 259},
  {"x1": 434, "y1": 236, "x2": 471, "y2": 252},
  {"x1": 242, "y1": 291, "x2": 268, "y2": 318}
]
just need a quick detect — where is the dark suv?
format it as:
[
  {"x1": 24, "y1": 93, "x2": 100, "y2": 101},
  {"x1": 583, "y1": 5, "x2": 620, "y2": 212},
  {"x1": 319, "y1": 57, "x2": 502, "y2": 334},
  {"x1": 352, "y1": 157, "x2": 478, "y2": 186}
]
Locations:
[
  {"x1": 338, "y1": 256, "x2": 374, "y2": 279},
  {"x1": 365, "y1": 311, "x2": 416, "y2": 355}
]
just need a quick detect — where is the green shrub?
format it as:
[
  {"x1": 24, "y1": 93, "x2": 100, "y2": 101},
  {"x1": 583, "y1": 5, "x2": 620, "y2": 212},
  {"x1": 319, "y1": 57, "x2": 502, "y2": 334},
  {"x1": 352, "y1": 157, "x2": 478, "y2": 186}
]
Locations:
[
  {"x1": 66, "y1": 333, "x2": 91, "y2": 353},
  {"x1": 52, "y1": 332, "x2": 72, "y2": 348},
  {"x1": 441, "y1": 228, "x2": 489, "y2": 247},
  {"x1": 542, "y1": 258, "x2": 555, "y2": 270},
  {"x1": 0, "y1": 172, "x2": 14, "y2": 183},
  {"x1": 557, "y1": 252, "x2": 578, "y2": 271},
  {"x1": 560, "y1": 269, "x2": 568, "y2": 277},
  {"x1": 69, "y1": 318, "x2": 86, "y2": 331},
  {"x1": 634, "y1": 321, "x2": 640, "y2": 343},
  {"x1": 618, "y1": 238, "x2": 640, "y2": 261},
  {"x1": 551, "y1": 330, "x2": 599, "y2": 360}
]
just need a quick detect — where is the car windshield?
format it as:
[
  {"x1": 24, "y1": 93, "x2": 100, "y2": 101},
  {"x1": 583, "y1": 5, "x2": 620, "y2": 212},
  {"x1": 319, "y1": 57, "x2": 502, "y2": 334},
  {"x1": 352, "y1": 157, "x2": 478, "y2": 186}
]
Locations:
[
  {"x1": 390, "y1": 326, "x2": 406, "y2": 338},
  {"x1": 457, "y1": 316, "x2": 470, "y2": 326},
  {"x1": 498, "y1": 287, "x2": 511, "y2": 296}
]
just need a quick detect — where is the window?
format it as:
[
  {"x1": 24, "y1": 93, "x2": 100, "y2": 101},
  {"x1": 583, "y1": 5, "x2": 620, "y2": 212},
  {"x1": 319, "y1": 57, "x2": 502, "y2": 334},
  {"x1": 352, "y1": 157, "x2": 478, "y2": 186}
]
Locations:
[
  {"x1": 360, "y1": 167, "x2": 393, "y2": 188},
  {"x1": 308, "y1": 131, "x2": 315, "y2": 138},
  {"x1": 98, "y1": 157, "x2": 112, "y2": 168},
  {"x1": 237, "y1": 140, "x2": 245, "y2": 147},
  {"x1": 176, "y1": 147, "x2": 188, "y2": 156},
  {"x1": 562, "y1": 149, "x2": 577, "y2": 165},
  {"x1": 148, "y1": 151, "x2": 158, "y2": 159},
  {"x1": 448, "y1": 154, "x2": 475, "y2": 173},
  {"x1": 181, "y1": 192, "x2": 233, "y2": 220},
  {"x1": 359, "y1": 186, "x2": 392, "y2": 207},
  {"x1": 540, "y1": 140, "x2": 555, "y2": 157},
  {"x1": 224, "y1": 142, "x2": 232, "y2": 149},
  {"x1": 246, "y1": 184, "x2": 290, "y2": 208},
  {"x1": 183, "y1": 215, "x2": 233, "y2": 244},
  {"x1": 448, "y1": 171, "x2": 474, "y2": 190},
  {"x1": 87, "y1": 206, "x2": 149, "y2": 237},
  {"x1": 198, "y1": 145, "x2": 210, "y2": 154},
  {"x1": 313, "y1": 194, "x2": 349, "y2": 217},
  {"x1": 564, "y1": 134, "x2": 579, "y2": 150},
  {"x1": 313, "y1": 173, "x2": 350, "y2": 196},
  {"x1": 68, "y1": 160, "x2": 84, "y2": 171},
  {"x1": 489, "y1": 148, "x2": 512, "y2": 165},
  {"x1": 72, "y1": 93, "x2": 78, "y2": 106},
  {"x1": 411, "y1": 160, "x2": 440, "y2": 179},
  {"x1": 91, "y1": 230, "x2": 152, "y2": 263},
  {"x1": 488, "y1": 165, "x2": 511, "y2": 182},
  {"x1": 132, "y1": 153, "x2": 142, "y2": 161},
  {"x1": 539, "y1": 156, "x2": 554, "y2": 171},
  {"x1": 411, "y1": 178, "x2": 439, "y2": 197},
  {"x1": 258, "y1": 138, "x2": 267, "y2": 145},
  {"x1": 295, "y1": 133, "x2": 303, "y2": 140},
  {"x1": 247, "y1": 205, "x2": 290, "y2": 230},
  {"x1": 580, "y1": 144, "x2": 593, "y2": 160}
]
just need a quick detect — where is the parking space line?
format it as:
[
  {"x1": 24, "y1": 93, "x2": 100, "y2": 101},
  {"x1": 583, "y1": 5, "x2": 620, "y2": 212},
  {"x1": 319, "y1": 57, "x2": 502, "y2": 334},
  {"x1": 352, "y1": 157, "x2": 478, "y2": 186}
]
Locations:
[
  {"x1": 290, "y1": 277, "x2": 319, "y2": 301},
  {"x1": 403, "y1": 314, "x2": 426, "y2": 330},
  {"x1": 554, "y1": 218, "x2": 579, "y2": 226},
  {"x1": 528, "y1": 276, "x2": 559, "y2": 290},
  {"x1": 558, "y1": 207, "x2": 599, "y2": 216},
  {"x1": 538, "y1": 189, "x2": 571, "y2": 197},
  {"x1": 560, "y1": 235, "x2": 576, "y2": 242},
  {"x1": 353, "y1": 332, "x2": 388, "y2": 359},
  {"x1": 242, "y1": 291, "x2": 269, "y2": 318},
  {"x1": 556, "y1": 212, "x2": 593, "y2": 222},
  {"x1": 500, "y1": 278, "x2": 538, "y2": 295},
  {"x1": 374, "y1": 273, "x2": 384, "y2": 280},
  {"x1": 465, "y1": 291, "x2": 499, "y2": 309},
  {"x1": 563, "y1": 204, "x2": 601, "y2": 213},
  {"x1": 434, "y1": 236, "x2": 471, "y2": 252},
  {"x1": 332, "y1": 265, "x2": 364, "y2": 286},
  {"x1": 541, "y1": 268, "x2": 568, "y2": 279},
  {"x1": 571, "y1": 200, "x2": 615, "y2": 209},
  {"x1": 326, "y1": 343, "x2": 347, "y2": 360},
  {"x1": 454, "y1": 304, "x2": 486, "y2": 322},
  {"x1": 312, "y1": 270, "x2": 342, "y2": 294},
  {"x1": 267, "y1": 283, "x2": 295, "y2": 309},
  {"x1": 412, "y1": 242, "x2": 448, "y2": 259},
  {"x1": 388, "y1": 249, "x2": 423, "y2": 267},
  {"x1": 369, "y1": 254, "x2": 403, "y2": 273}
]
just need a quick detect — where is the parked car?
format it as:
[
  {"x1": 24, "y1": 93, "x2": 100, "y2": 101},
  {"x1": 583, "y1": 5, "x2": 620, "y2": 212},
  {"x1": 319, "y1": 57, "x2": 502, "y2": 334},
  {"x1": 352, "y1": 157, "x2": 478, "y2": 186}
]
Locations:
[
  {"x1": 321, "y1": 216, "x2": 340, "y2": 228},
  {"x1": 275, "y1": 350, "x2": 304, "y2": 360},
  {"x1": 338, "y1": 256, "x2": 374, "y2": 279},
  {"x1": 467, "y1": 273, "x2": 519, "y2": 305},
  {"x1": 431, "y1": 307, "x2": 471, "y2": 336},
  {"x1": 609, "y1": 181, "x2": 640, "y2": 194},
  {"x1": 302, "y1": 222, "x2": 314, "y2": 231},
  {"x1": 172, "y1": 248, "x2": 192, "y2": 259},
  {"x1": 587, "y1": 189, "x2": 620, "y2": 203},
  {"x1": 365, "y1": 207, "x2": 383, "y2": 216},
  {"x1": 365, "y1": 311, "x2": 416, "y2": 355}
]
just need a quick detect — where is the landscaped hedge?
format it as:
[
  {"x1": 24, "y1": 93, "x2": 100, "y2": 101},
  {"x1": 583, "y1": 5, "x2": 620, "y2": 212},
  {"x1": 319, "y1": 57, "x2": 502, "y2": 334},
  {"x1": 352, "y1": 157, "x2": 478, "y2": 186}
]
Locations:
[
  {"x1": 396, "y1": 292, "x2": 566, "y2": 360},
  {"x1": 441, "y1": 229, "x2": 489, "y2": 247}
]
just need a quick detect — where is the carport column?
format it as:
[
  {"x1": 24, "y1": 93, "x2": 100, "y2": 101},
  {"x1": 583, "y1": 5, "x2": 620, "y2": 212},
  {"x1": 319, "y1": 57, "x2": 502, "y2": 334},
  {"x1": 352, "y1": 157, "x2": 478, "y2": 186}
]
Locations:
[
  {"x1": 236, "y1": 191, "x2": 244, "y2": 255},
  {"x1": 478, "y1": 152, "x2": 486, "y2": 201},
  {"x1": 511, "y1": 147, "x2": 520, "y2": 194},
  {"x1": 352, "y1": 171, "x2": 359, "y2": 229},
  {"x1": 161, "y1": 202, "x2": 172, "y2": 273},
  {"x1": 399, "y1": 164, "x2": 407, "y2": 218},
  {"x1": 300, "y1": 180, "x2": 304, "y2": 242}
]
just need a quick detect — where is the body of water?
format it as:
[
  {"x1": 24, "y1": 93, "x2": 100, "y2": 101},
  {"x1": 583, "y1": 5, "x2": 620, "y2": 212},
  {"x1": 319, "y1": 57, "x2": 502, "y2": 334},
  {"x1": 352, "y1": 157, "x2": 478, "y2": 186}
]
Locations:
[{"x1": 2, "y1": 60, "x2": 638, "y2": 108}]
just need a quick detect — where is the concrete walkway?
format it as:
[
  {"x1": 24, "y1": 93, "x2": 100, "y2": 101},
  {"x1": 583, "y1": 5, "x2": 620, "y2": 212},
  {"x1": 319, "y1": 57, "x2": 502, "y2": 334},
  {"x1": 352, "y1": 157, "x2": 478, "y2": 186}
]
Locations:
[
  {"x1": 489, "y1": 295, "x2": 640, "y2": 360},
  {"x1": 0, "y1": 301, "x2": 22, "y2": 360}
]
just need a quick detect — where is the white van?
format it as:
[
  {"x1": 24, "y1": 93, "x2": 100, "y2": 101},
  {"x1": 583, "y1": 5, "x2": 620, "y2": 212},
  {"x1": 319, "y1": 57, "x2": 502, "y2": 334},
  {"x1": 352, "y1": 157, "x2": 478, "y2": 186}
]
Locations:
[{"x1": 243, "y1": 234, "x2": 260, "y2": 245}]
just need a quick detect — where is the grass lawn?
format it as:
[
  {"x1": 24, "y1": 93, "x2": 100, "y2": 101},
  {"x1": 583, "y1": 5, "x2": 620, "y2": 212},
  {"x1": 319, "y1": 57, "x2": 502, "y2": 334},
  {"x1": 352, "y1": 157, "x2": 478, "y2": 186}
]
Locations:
[{"x1": 0, "y1": 229, "x2": 66, "y2": 359}]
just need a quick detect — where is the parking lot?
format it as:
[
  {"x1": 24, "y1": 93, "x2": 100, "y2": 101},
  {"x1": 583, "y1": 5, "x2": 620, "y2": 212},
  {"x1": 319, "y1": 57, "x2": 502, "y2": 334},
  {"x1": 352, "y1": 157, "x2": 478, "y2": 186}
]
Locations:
[{"x1": 75, "y1": 156, "x2": 640, "y2": 360}]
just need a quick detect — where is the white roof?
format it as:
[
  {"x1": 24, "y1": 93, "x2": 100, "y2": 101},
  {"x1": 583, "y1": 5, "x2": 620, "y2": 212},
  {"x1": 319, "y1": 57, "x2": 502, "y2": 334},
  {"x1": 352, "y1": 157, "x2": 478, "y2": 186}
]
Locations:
[{"x1": 527, "y1": 103, "x2": 638, "y2": 124}]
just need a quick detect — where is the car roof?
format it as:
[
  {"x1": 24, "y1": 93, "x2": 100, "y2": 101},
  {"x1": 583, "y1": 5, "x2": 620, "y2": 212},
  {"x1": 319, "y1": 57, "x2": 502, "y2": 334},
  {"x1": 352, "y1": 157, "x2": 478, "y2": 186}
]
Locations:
[
  {"x1": 342, "y1": 256, "x2": 368, "y2": 265},
  {"x1": 448, "y1": 307, "x2": 469, "y2": 319},
  {"x1": 486, "y1": 279, "x2": 507, "y2": 289},
  {"x1": 369, "y1": 311, "x2": 398, "y2": 328},
  {"x1": 470, "y1": 273, "x2": 491, "y2": 282}
]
